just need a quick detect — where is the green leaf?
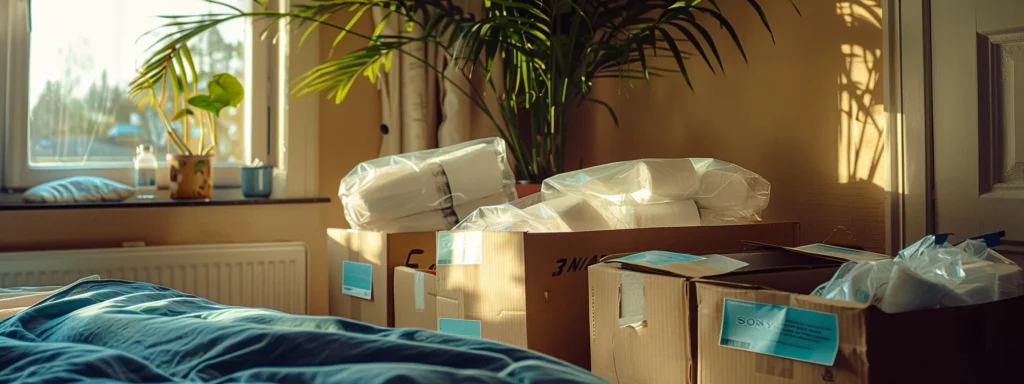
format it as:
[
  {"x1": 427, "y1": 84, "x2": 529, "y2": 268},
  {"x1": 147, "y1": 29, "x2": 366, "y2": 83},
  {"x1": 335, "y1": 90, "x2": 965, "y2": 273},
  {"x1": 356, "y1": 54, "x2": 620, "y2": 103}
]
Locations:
[
  {"x1": 588, "y1": 98, "x2": 619, "y2": 127},
  {"x1": 208, "y1": 73, "x2": 245, "y2": 111},
  {"x1": 669, "y1": 0, "x2": 702, "y2": 9},
  {"x1": 171, "y1": 108, "x2": 195, "y2": 121},
  {"x1": 187, "y1": 95, "x2": 223, "y2": 115},
  {"x1": 744, "y1": 0, "x2": 776, "y2": 43},
  {"x1": 657, "y1": 28, "x2": 693, "y2": 89},
  {"x1": 634, "y1": 40, "x2": 649, "y2": 80}
]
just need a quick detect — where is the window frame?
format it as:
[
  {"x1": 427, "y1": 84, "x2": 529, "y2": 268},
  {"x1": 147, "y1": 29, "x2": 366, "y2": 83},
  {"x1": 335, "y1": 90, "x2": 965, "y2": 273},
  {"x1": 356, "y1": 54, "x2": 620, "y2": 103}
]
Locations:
[{"x1": 1, "y1": 0, "x2": 275, "y2": 189}]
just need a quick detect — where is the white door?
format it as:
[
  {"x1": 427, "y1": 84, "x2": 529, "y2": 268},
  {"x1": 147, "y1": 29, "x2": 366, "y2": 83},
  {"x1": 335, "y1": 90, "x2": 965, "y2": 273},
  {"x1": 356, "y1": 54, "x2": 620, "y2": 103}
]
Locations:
[{"x1": 932, "y1": 0, "x2": 1024, "y2": 259}]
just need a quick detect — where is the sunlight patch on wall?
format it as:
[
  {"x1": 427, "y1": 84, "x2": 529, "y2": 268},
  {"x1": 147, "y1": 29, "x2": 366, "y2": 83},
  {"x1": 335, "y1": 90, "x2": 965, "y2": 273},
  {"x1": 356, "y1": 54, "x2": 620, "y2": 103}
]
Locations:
[{"x1": 837, "y1": 1, "x2": 887, "y2": 189}]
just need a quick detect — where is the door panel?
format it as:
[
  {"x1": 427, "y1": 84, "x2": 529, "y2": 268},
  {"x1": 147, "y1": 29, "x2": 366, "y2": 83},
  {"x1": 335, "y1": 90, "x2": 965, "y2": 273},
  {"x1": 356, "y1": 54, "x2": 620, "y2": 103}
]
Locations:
[{"x1": 932, "y1": 0, "x2": 1024, "y2": 257}]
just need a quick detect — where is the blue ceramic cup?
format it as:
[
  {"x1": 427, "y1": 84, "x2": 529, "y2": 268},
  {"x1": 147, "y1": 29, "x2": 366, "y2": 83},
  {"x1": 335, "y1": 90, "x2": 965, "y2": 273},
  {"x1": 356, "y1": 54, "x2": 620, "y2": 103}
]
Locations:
[{"x1": 241, "y1": 165, "x2": 273, "y2": 198}]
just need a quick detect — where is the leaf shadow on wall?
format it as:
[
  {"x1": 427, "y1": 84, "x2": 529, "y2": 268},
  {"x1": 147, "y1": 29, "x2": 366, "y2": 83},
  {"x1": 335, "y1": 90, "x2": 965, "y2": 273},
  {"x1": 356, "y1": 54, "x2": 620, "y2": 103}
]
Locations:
[{"x1": 564, "y1": 0, "x2": 890, "y2": 252}]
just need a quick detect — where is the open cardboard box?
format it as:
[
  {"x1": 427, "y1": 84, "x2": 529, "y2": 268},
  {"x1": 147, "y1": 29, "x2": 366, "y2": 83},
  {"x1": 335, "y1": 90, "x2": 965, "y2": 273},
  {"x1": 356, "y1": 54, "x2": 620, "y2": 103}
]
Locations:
[
  {"x1": 435, "y1": 222, "x2": 802, "y2": 369},
  {"x1": 695, "y1": 239, "x2": 1024, "y2": 383},
  {"x1": 393, "y1": 266, "x2": 437, "y2": 330},
  {"x1": 589, "y1": 239, "x2": 872, "y2": 384},
  {"x1": 327, "y1": 229, "x2": 437, "y2": 327}
]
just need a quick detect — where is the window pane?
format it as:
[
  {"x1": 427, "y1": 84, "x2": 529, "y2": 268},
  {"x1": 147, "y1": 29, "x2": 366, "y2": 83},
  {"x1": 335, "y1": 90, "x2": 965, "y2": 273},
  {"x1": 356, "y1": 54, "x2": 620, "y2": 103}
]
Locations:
[{"x1": 27, "y1": 0, "x2": 249, "y2": 166}]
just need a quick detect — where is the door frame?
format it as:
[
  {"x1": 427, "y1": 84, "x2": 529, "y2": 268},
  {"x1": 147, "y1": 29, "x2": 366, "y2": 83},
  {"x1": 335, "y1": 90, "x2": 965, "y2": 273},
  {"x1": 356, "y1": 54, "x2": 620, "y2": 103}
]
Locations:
[{"x1": 885, "y1": 0, "x2": 933, "y2": 252}]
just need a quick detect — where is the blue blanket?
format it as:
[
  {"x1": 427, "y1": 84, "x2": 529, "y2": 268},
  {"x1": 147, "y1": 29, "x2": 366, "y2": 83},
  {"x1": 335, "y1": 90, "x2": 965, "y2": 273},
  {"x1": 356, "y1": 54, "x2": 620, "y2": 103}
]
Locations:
[{"x1": 0, "y1": 280, "x2": 604, "y2": 383}]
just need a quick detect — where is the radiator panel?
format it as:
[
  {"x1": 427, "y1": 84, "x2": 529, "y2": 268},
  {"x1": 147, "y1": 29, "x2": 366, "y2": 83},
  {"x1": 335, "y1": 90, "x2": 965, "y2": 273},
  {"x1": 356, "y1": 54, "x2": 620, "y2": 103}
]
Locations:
[{"x1": 0, "y1": 243, "x2": 307, "y2": 314}]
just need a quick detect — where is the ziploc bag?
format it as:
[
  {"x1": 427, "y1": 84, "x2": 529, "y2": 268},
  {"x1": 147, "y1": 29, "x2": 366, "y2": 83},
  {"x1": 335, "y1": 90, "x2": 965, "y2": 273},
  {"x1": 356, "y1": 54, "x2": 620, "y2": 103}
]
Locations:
[
  {"x1": 812, "y1": 235, "x2": 1024, "y2": 313},
  {"x1": 338, "y1": 137, "x2": 517, "y2": 232},
  {"x1": 540, "y1": 158, "x2": 771, "y2": 228}
]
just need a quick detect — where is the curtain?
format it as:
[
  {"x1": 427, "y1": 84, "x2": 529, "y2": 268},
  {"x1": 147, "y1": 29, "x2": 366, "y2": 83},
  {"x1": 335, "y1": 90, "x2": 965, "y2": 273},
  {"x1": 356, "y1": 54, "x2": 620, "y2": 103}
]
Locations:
[{"x1": 373, "y1": 2, "x2": 502, "y2": 157}]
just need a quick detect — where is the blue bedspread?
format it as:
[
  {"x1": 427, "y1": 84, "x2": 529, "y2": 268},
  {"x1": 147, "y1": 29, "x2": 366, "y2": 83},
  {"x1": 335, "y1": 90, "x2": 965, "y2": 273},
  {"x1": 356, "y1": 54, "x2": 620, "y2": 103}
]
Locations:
[{"x1": 0, "y1": 280, "x2": 604, "y2": 383}]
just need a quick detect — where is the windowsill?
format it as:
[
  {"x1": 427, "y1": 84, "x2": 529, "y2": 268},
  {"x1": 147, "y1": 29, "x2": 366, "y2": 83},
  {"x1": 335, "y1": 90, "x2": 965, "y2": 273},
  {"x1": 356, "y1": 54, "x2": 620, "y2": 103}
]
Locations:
[{"x1": 0, "y1": 188, "x2": 330, "y2": 211}]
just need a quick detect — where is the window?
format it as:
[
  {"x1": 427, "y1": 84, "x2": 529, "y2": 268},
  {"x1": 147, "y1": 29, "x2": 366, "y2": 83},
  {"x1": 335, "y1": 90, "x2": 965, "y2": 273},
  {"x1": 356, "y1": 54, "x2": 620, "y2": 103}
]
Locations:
[{"x1": 2, "y1": 0, "x2": 272, "y2": 189}]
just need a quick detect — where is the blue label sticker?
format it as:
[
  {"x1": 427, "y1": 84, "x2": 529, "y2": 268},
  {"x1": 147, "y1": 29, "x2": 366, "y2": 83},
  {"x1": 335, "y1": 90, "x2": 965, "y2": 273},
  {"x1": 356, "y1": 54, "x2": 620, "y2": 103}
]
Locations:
[
  {"x1": 342, "y1": 261, "x2": 373, "y2": 300},
  {"x1": 438, "y1": 318, "x2": 482, "y2": 338},
  {"x1": 436, "y1": 233, "x2": 454, "y2": 266},
  {"x1": 719, "y1": 298, "x2": 839, "y2": 366},
  {"x1": 618, "y1": 251, "x2": 706, "y2": 266}
]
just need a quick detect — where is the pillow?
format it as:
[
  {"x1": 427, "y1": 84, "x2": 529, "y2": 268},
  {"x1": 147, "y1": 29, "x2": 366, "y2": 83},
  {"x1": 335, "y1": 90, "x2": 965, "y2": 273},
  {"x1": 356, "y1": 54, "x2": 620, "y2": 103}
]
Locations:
[{"x1": 23, "y1": 176, "x2": 135, "y2": 203}]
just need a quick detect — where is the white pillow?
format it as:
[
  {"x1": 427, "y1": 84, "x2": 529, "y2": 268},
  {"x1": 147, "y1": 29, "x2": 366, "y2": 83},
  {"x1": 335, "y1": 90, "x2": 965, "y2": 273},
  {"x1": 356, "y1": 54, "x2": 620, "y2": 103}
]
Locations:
[{"x1": 23, "y1": 176, "x2": 135, "y2": 203}]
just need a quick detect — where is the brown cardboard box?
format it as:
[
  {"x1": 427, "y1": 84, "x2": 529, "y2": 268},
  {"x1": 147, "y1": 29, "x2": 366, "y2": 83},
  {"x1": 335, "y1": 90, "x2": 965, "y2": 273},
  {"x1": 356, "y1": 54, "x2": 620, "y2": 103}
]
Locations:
[
  {"x1": 394, "y1": 266, "x2": 437, "y2": 330},
  {"x1": 696, "y1": 245, "x2": 1024, "y2": 384},
  {"x1": 327, "y1": 229, "x2": 436, "y2": 327},
  {"x1": 435, "y1": 222, "x2": 801, "y2": 368},
  {"x1": 589, "y1": 246, "x2": 846, "y2": 384}
]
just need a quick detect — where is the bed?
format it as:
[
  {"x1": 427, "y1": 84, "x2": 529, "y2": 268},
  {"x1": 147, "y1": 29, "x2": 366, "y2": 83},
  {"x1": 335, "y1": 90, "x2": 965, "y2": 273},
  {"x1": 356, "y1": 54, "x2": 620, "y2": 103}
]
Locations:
[{"x1": 0, "y1": 278, "x2": 604, "y2": 383}]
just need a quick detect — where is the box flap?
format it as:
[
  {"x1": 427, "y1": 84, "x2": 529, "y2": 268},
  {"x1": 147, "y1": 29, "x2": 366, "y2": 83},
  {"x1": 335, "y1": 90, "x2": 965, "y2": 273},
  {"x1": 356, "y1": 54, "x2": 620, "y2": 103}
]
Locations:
[
  {"x1": 607, "y1": 251, "x2": 751, "y2": 278},
  {"x1": 742, "y1": 241, "x2": 890, "y2": 263}
]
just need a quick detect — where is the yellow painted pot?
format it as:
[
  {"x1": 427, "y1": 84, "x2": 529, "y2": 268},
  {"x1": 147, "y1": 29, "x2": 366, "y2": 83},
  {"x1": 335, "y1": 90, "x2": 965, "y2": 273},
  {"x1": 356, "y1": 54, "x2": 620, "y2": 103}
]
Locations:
[{"x1": 169, "y1": 154, "x2": 213, "y2": 200}]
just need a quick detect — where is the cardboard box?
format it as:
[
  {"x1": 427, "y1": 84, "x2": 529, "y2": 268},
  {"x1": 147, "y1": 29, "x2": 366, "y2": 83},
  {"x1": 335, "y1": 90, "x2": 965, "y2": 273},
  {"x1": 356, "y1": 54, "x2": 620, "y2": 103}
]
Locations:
[
  {"x1": 327, "y1": 229, "x2": 436, "y2": 327},
  {"x1": 435, "y1": 222, "x2": 801, "y2": 369},
  {"x1": 394, "y1": 266, "x2": 437, "y2": 330},
  {"x1": 589, "y1": 245, "x2": 846, "y2": 384},
  {"x1": 696, "y1": 243, "x2": 1024, "y2": 383}
]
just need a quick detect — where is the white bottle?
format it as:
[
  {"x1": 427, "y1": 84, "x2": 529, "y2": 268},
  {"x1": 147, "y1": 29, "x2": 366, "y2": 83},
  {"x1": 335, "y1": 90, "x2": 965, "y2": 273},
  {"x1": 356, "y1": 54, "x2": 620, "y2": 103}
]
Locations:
[{"x1": 134, "y1": 144, "x2": 158, "y2": 199}]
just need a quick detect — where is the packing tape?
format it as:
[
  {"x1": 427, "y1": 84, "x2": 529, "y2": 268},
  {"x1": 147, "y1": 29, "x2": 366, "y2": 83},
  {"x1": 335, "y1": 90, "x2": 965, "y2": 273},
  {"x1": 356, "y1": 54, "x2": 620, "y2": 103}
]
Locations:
[
  {"x1": 618, "y1": 272, "x2": 646, "y2": 328},
  {"x1": 414, "y1": 270, "x2": 425, "y2": 312}
]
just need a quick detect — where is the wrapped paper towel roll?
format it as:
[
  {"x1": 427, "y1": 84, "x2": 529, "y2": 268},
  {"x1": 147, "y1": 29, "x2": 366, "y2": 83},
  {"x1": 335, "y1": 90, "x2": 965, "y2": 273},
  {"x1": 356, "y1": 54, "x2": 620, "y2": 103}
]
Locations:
[
  {"x1": 541, "y1": 159, "x2": 699, "y2": 205},
  {"x1": 523, "y1": 195, "x2": 612, "y2": 232},
  {"x1": 361, "y1": 193, "x2": 509, "y2": 233},
  {"x1": 437, "y1": 144, "x2": 506, "y2": 203},
  {"x1": 630, "y1": 199, "x2": 700, "y2": 228},
  {"x1": 695, "y1": 169, "x2": 758, "y2": 210},
  {"x1": 878, "y1": 263, "x2": 957, "y2": 313},
  {"x1": 344, "y1": 144, "x2": 506, "y2": 224}
]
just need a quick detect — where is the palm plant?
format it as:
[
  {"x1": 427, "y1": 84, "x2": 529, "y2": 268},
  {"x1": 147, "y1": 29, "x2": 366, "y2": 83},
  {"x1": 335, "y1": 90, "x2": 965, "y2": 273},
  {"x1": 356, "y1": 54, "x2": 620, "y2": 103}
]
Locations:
[{"x1": 134, "y1": 0, "x2": 797, "y2": 181}]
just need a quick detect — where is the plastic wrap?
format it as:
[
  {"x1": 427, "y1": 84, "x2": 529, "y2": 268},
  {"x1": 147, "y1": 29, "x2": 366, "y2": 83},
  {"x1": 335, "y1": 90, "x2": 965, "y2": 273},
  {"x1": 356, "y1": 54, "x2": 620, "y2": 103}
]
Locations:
[
  {"x1": 453, "y1": 195, "x2": 613, "y2": 232},
  {"x1": 541, "y1": 158, "x2": 770, "y2": 228},
  {"x1": 338, "y1": 137, "x2": 517, "y2": 232},
  {"x1": 813, "y1": 235, "x2": 1024, "y2": 313},
  {"x1": 453, "y1": 158, "x2": 770, "y2": 232}
]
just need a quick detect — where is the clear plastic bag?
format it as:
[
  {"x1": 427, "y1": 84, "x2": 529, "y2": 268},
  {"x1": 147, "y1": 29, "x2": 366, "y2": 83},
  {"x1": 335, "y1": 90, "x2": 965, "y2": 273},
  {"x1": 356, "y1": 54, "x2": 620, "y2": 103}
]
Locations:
[
  {"x1": 812, "y1": 235, "x2": 1024, "y2": 313},
  {"x1": 453, "y1": 194, "x2": 614, "y2": 232},
  {"x1": 453, "y1": 158, "x2": 770, "y2": 232},
  {"x1": 338, "y1": 137, "x2": 517, "y2": 232},
  {"x1": 540, "y1": 158, "x2": 770, "y2": 228}
]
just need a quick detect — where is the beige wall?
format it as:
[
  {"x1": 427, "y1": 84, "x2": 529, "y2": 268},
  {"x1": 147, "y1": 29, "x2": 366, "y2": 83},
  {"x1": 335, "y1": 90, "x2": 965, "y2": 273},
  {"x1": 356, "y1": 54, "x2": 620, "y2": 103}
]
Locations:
[
  {"x1": 318, "y1": 15, "x2": 384, "y2": 230},
  {"x1": 567, "y1": 0, "x2": 887, "y2": 251}
]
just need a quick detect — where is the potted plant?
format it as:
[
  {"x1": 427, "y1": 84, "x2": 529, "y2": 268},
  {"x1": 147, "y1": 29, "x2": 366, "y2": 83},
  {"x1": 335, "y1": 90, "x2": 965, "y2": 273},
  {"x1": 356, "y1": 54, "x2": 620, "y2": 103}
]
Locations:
[
  {"x1": 137, "y1": 0, "x2": 794, "y2": 186},
  {"x1": 129, "y1": 44, "x2": 244, "y2": 200}
]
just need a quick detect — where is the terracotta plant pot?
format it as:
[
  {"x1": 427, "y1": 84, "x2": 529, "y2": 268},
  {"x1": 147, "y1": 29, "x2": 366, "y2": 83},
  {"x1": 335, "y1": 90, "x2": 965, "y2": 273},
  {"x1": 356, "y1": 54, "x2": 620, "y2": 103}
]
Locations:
[
  {"x1": 169, "y1": 154, "x2": 213, "y2": 200},
  {"x1": 515, "y1": 181, "x2": 542, "y2": 198}
]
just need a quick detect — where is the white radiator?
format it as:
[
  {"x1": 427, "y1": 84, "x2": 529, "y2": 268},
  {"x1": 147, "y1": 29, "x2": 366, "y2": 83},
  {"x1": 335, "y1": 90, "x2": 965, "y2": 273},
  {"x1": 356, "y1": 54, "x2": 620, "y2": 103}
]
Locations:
[{"x1": 0, "y1": 242, "x2": 308, "y2": 314}]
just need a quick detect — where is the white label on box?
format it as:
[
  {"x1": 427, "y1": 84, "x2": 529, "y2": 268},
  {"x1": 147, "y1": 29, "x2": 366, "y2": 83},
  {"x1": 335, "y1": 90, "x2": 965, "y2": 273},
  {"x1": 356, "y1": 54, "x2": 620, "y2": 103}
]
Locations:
[{"x1": 414, "y1": 270, "x2": 425, "y2": 312}]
